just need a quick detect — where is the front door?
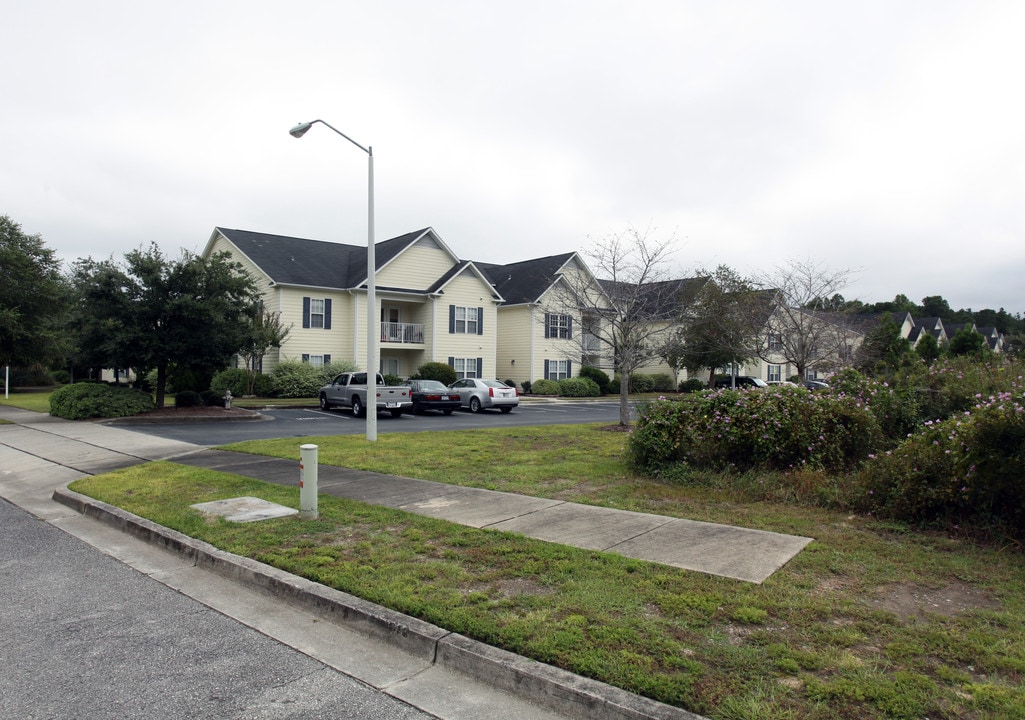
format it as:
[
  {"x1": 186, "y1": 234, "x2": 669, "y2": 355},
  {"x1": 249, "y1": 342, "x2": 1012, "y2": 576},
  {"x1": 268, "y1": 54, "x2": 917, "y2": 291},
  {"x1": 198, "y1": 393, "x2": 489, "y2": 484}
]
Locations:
[{"x1": 382, "y1": 306, "x2": 401, "y2": 342}]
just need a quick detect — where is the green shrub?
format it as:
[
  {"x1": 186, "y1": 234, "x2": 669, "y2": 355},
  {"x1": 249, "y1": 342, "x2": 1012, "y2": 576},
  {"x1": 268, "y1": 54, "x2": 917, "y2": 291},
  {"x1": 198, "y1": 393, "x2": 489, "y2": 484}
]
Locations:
[
  {"x1": 557, "y1": 377, "x2": 601, "y2": 397},
  {"x1": 628, "y1": 374, "x2": 655, "y2": 393},
  {"x1": 49, "y1": 383, "x2": 155, "y2": 420},
  {"x1": 321, "y1": 360, "x2": 359, "y2": 382},
  {"x1": 382, "y1": 373, "x2": 403, "y2": 387},
  {"x1": 648, "y1": 373, "x2": 676, "y2": 392},
  {"x1": 251, "y1": 373, "x2": 275, "y2": 397},
  {"x1": 210, "y1": 368, "x2": 250, "y2": 397},
  {"x1": 210, "y1": 368, "x2": 276, "y2": 397},
  {"x1": 521, "y1": 380, "x2": 532, "y2": 394},
  {"x1": 531, "y1": 379, "x2": 560, "y2": 395},
  {"x1": 271, "y1": 359, "x2": 327, "y2": 398},
  {"x1": 52, "y1": 370, "x2": 71, "y2": 385},
  {"x1": 410, "y1": 361, "x2": 457, "y2": 386},
  {"x1": 502, "y1": 379, "x2": 517, "y2": 390},
  {"x1": 629, "y1": 386, "x2": 883, "y2": 475},
  {"x1": 856, "y1": 389, "x2": 1025, "y2": 535},
  {"x1": 9, "y1": 365, "x2": 55, "y2": 386},
  {"x1": 880, "y1": 355, "x2": 1019, "y2": 427},
  {"x1": 200, "y1": 390, "x2": 224, "y2": 407},
  {"x1": 826, "y1": 367, "x2": 921, "y2": 443},
  {"x1": 174, "y1": 390, "x2": 203, "y2": 407},
  {"x1": 579, "y1": 365, "x2": 612, "y2": 394},
  {"x1": 678, "y1": 378, "x2": 705, "y2": 393}
]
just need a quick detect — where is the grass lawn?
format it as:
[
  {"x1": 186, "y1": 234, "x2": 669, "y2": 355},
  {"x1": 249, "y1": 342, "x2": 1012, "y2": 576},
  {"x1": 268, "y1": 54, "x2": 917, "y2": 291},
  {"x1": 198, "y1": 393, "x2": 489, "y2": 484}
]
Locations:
[
  {"x1": 70, "y1": 425, "x2": 1025, "y2": 719},
  {"x1": 0, "y1": 389, "x2": 53, "y2": 413}
]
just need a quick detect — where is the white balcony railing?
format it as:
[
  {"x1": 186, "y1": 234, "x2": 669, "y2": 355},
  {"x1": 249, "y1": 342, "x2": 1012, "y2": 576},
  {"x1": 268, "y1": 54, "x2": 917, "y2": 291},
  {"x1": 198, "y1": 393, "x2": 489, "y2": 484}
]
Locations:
[{"x1": 381, "y1": 322, "x2": 425, "y2": 344}]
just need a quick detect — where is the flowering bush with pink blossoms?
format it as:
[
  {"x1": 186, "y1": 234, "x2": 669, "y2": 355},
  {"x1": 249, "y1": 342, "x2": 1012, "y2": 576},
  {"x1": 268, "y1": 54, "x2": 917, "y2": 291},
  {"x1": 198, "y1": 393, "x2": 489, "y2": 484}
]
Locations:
[
  {"x1": 856, "y1": 389, "x2": 1025, "y2": 533},
  {"x1": 628, "y1": 385, "x2": 882, "y2": 475}
]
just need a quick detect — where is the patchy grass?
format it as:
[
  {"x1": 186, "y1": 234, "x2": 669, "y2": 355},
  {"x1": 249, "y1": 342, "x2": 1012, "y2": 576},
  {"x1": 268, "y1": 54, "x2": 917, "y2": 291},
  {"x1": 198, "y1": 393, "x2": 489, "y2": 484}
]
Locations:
[{"x1": 69, "y1": 424, "x2": 1025, "y2": 719}]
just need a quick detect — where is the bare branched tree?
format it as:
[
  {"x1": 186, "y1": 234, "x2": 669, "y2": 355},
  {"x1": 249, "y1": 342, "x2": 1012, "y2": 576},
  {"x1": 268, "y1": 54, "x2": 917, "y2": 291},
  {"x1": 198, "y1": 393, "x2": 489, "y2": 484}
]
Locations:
[
  {"x1": 543, "y1": 227, "x2": 682, "y2": 426},
  {"x1": 758, "y1": 259, "x2": 857, "y2": 378}
]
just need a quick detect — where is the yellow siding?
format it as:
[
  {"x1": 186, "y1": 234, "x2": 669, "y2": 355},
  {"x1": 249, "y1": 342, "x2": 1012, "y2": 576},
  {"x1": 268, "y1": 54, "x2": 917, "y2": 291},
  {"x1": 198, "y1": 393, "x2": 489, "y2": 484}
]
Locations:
[
  {"x1": 376, "y1": 243, "x2": 456, "y2": 289},
  {"x1": 208, "y1": 235, "x2": 273, "y2": 296},
  {"x1": 274, "y1": 287, "x2": 356, "y2": 371},
  {"x1": 433, "y1": 269, "x2": 499, "y2": 377},
  {"x1": 496, "y1": 306, "x2": 534, "y2": 385}
]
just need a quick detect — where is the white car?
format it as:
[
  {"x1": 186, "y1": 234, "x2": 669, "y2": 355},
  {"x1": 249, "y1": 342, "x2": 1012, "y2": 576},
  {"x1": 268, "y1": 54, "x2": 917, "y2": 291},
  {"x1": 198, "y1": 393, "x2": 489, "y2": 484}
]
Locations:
[{"x1": 448, "y1": 378, "x2": 519, "y2": 413}]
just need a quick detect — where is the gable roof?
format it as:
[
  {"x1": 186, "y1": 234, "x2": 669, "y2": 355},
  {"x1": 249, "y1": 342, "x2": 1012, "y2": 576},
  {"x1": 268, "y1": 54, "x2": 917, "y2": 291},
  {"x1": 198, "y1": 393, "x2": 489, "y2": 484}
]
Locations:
[
  {"x1": 209, "y1": 227, "x2": 445, "y2": 290},
  {"x1": 427, "y1": 260, "x2": 504, "y2": 301},
  {"x1": 599, "y1": 276, "x2": 713, "y2": 319},
  {"x1": 476, "y1": 252, "x2": 579, "y2": 305}
]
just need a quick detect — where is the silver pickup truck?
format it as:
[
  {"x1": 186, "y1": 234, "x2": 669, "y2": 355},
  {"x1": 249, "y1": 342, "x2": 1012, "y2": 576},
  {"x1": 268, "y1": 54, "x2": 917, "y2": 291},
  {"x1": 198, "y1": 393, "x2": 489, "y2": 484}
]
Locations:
[{"x1": 318, "y1": 372, "x2": 413, "y2": 418}]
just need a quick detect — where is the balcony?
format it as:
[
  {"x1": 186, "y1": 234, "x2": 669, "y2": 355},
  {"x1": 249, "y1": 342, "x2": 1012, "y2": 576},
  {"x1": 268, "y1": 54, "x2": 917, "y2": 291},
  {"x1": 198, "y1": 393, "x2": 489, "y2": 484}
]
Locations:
[{"x1": 381, "y1": 322, "x2": 424, "y2": 344}]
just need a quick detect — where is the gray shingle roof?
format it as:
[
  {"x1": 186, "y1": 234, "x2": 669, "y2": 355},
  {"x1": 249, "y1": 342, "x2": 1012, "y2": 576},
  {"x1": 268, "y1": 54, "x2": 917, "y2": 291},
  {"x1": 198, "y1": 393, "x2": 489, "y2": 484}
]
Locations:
[
  {"x1": 476, "y1": 253, "x2": 577, "y2": 305},
  {"x1": 215, "y1": 227, "x2": 429, "y2": 289}
]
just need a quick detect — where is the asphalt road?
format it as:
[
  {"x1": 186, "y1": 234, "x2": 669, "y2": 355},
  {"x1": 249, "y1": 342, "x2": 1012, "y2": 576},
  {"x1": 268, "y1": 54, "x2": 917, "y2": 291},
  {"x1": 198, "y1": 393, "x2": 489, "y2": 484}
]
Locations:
[
  {"x1": 0, "y1": 497, "x2": 434, "y2": 720},
  {"x1": 122, "y1": 400, "x2": 632, "y2": 445}
]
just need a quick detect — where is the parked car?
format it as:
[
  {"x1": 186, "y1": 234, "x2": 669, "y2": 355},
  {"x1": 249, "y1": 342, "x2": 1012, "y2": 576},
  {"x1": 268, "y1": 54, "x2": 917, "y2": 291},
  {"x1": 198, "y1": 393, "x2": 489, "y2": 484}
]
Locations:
[
  {"x1": 713, "y1": 375, "x2": 768, "y2": 389},
  {"x1": 448, "y1": 378, "x2": 519, "y2": 413},
  {"x1": 803, "y1": 379, "x2": 830, "y2": 391},
  {"x1": 403, "y1": 379, "x2": 461, "y2": 415},
  {"x1": 319, "y1": 372, "x2": 412, "y2": 418}
]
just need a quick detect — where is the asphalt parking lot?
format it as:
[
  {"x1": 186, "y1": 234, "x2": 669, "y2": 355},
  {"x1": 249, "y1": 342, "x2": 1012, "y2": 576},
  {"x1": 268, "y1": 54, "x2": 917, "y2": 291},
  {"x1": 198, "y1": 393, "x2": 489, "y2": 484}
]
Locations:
[{"x1": 121, "y1": 400, "x2": 632, "y2": 445}]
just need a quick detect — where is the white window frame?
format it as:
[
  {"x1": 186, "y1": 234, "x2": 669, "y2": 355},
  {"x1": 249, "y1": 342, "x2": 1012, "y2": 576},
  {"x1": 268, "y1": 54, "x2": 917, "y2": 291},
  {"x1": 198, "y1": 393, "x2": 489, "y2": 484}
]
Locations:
[
  {"x1": 547, "y1": 359, "x2": 569, "y2": 380},
  {"x1": 453, "y1": 357, "x2": 479, "y2": 379},
  {"x1": 767, "y1": 364, "x2": 782, "y2": 382},
  {"x1": 547, "y1": 314, "x2": 571, "y2": 339},
  {"x1": 307, "y1": 354, "x2": 325, "y2": 368},
  {"x1": 309, "y1": 299, "x2": 326, "y2": 329},
  {"x1": 454, "y1": 306, "x2": 478, "y2": 334}
]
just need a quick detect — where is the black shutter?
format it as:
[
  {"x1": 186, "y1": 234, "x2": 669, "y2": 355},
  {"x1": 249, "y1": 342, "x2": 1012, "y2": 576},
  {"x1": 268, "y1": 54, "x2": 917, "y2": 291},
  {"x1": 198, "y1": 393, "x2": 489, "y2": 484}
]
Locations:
[
  {"x1": 567, "y1": 317, "x2": 573, "y2": 339},
  {"x1": 449, "y1": 305, "x2": 456, "y2": 333},
  {"x1": 324, "y1": 354, "x2": 331, "y2": 365},
  {"x1": 544, "y1": 359, "x2": 550, "y2": 380},
  {"x1": 476, "y1": 357, "x2": 482, "y2": 378},
  {"x1": 544, "y1": 313, "x2": 551, "y2": 338},
  {"x1": 567, "y1": 360, "x2": 573, "y2": 378},
  {"x1": 302, "y1": 297, "x2": 311, "y2": 328},
  {"x1": 324, "y1": 299, "x2": 332, "y2": 329},
  {"x1": 477, "y1": 307, "x2": 484, "y2": 335},
  {"x1": 301, "y1": 353, "x2": 310, "y2": 363},
  {"x1": 447, "y1": 356, "x2": 455, "y2": 368}
]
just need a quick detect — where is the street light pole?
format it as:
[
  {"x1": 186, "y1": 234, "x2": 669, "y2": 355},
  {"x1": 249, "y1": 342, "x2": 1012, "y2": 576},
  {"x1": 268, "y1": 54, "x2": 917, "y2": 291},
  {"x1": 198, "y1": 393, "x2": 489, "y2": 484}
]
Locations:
[{"x1": 289, "y1": 119, "x2": 378, "y2": 441}]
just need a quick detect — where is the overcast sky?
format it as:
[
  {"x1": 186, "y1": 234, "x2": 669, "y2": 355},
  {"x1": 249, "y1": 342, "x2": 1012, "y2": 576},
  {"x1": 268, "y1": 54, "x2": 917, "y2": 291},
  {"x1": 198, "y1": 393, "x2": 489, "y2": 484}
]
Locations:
[{"x1": 4, "y1": 1, "x2": 1023, "y2": 314}]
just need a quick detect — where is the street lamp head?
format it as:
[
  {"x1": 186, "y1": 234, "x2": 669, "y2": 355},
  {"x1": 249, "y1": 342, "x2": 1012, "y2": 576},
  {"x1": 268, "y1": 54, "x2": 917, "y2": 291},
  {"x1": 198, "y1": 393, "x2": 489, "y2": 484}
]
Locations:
[{"x1": 289, "y1": 121, "x2": 314, "y2": 138}]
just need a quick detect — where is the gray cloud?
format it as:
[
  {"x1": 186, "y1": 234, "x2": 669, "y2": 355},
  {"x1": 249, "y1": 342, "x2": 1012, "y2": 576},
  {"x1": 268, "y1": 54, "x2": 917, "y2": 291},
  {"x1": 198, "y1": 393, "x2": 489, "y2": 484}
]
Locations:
[{"x1": 3, "y1": 0, "x2": 1022, "y2": 313}]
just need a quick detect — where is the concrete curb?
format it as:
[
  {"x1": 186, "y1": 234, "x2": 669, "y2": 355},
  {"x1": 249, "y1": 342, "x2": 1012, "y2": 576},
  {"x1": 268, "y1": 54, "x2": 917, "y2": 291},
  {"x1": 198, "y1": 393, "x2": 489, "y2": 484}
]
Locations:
[{"x1": 52, "y1": 487, "x2": 706, "y2": 720}]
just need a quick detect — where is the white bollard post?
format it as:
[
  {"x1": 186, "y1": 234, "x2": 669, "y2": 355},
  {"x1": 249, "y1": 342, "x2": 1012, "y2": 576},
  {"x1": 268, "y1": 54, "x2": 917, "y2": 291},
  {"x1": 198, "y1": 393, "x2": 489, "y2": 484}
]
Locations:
[{"x1": 299, "y1": 444, "x2": 318, "y2": 520}]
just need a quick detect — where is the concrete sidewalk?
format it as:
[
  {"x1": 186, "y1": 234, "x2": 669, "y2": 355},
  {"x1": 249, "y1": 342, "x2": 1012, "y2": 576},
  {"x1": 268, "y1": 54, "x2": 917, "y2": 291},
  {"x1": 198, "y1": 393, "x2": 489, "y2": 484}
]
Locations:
[{"x1": 174, "y1": 449, "x2": 811, "y2": 584}]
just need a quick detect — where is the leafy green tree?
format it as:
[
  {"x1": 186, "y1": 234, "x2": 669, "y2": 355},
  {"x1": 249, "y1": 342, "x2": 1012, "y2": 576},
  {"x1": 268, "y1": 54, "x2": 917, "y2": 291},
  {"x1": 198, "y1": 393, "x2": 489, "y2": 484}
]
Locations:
[
  {"x1": 71, "y1": 244, "x2": 260, "y2": 408},
  {"x1": 856, "y1": 314, "x2": 909, "y2": 373},
  {"x1": 237, "y1": 306, "x2": 291, "y2": 395},
  {"x1": 919, "y1": 295, "x2": 952, "y2": 318},
  {"x1": 0, "y1": 216, "x2": 69, "y2": 369},
  {"x1": 678, "y1": 266, "x2": 763, "y2": 386},
  {"x1": 947, "y1": 326, "x2": 988, "y2": 357},
  {"x1": 914, "y1": 331, "x2": 940, "y2": 365}
]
